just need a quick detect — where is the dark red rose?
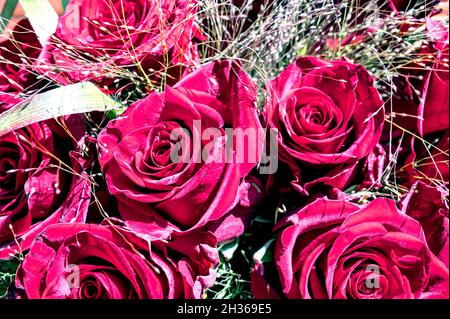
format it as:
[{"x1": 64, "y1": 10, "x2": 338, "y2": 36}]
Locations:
[
  {"x1": 16, "y1": 221, "x2": 218, "y2": 299},
  {"x1": 265, "y1": 56, "x2": 384, "y2": 195},
  {"x1": 206, "y1": 175, "x2": 264, "y2": 243},
  {"x1": 0, "y1": 117, "x2": 90, "y2": 259},
  {"x1": 98, "y1": 60, "x2": 264, "y2": 238},
  {"x1": 400, "y1": 130, "x2": 449, "y2": 187},
  {"x1": 359, "y1": 143, "x2": 387, "y2": 190},
  {"x1": 251, "y1": 198, "x2": 449, "y2": 299},
  {"x1": 384, "y1": 18, "x2": 448, "y2": 140},
  {"x1": 402, "y1": 181, "x2": 449, "y2": 267},
  {"x1": 421, "y1": 18, "x2": 449, "y2": 135},
  {"x1": 250, "y1": 262, "x2": 282, "y2": 299},
  {"x1": 0, "y1": 19, "x2": 42, "y2": 111},
  {"x1": 37, "y1": 0, "x2": 203, "y2": 89}
]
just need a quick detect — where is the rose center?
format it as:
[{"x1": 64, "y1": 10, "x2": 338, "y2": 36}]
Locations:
[
  {"x1": 142, "y1": 122, "x2": 188, "y2": 170},
  {"x1": 347, "y1": 264, "x2": 388, "y2": 299},
  {"x1": 79, "y1": 279, "x2": 103, "y2": 299}
]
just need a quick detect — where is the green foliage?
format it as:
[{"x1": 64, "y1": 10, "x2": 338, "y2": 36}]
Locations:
[
  {"x1": 0, "y1": 0, "x2": 19, "y2": 32},
  {"x1": 206, "y1": 239, "x2": 252, "y2": 299},
  {"x1": 0, "y1": 258, "x2": 20, "y2": 299},
  {"x1": 62, "y1": 0, "x2": 70, "y2": 11},
  {"x1": 206, "y1": 260, "x2": 253, "y2": 299}
]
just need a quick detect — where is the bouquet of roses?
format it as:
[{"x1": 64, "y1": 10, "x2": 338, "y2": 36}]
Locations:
[{"x1": 0, "y1": 0, "x2": 448, "y2": 299}]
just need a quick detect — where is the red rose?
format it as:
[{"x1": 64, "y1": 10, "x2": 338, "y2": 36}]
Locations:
[
  {"x1": 16, "y1": 221, "x2": 218, "y2": 299},
  {"x1": 0, "y1": 19, "x2": 42, "y2": 110},
  {"x1": 265, "y1": 56, "x2": 384, "y2": 194},
  {"x1": 400, "y1": 131, "x2": 449, "y2": 187},
  {"x1": 37, "y1": 0, "x2": 203, "y2": 88},
  {"x1": 0, "y1": 117, "x2": 90, "y2": 259},
  {"x1": 385, "y1": 18, "x2": 449, "y2": 140},
  {"x1": 251, "y1": 198, "x2": 449, "y2": 299},
  {"x1": 421, "y1": 17, "x2": 449, "y2": 135},
  {"x1": 98, "y1": 60, "x2": 264, "y2": 238},
  {"x1": 359, "y1": 143, "x2": 387, "y2": 190},
  {"x1": 206, "y1": 175, "x2": 265, "y2": 243},
  {"x1": 402, "y1": 181, "x2": 449, "y2": 267}
]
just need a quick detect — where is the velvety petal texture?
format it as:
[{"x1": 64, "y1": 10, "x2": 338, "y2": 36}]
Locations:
[
  {"x1": 360, "y1": 144, "x2": 386, "y2": 189},
  {"x1": 16, "y1": 221, "x2": 218, "y2": 299},
  {"x1": 384, "y1": 18, "x2": 449, "y2": 140},
  {"x1": 0, "y1": 117, "x2": 90, "y2": 259},
  {"x1": 0, "y1": 19, "x2": 42, "y2": 111},
  {"x1": 36, "y1": 0, "x2": 203, "y2": 88},
  {"x1": 251, "y1": 198, "x2": 449, "y2": 299},
  {"x1": 265, "y1": 56, "x2": 384, "y2": 194},
  {"x1": 402, "y1": 181, "x2": 449, "y2": 268},
  {"x1": 401, "y1": 131, "x2": 449, "y2": 187},
  {"x1": 98, "y1": 60, "x2": 264, "y2": 239}
]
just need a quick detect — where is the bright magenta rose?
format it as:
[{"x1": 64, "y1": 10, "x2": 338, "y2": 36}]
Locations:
[
  {"x1": 251, "y1": 198, "x2": 449, "y2": 299},
  {"x1": 98, "y1": 60, "x2": 264, "y2": 238},
  {"x1": 37, "y1": 0, "x2": 203, "y2": 89},
  {"x1": 0, "y1": 19, "x2": 42, "y2": 110},
  {"x1": 265, "y1": 56, "x2": 384, "y2": 194},
  {"x1": 16, "y1": 221, "x2": 218, "y2": 299},
  {"x1": 0, "y1": 117, "x2": 90, "y2": 259}
]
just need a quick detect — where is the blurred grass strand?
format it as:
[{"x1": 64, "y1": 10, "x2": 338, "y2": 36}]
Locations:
[
  {"x1": 19, "y1": 0, "x2": 59, "y2": 46},
  {"x1": 0, "y1": 0, "x2": 19, "y2": 31},
  {"x1": 0, "y1": 82, "x2": 122, "y2": 137}
]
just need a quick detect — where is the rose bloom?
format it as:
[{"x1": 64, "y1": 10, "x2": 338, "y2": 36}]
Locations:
[
  {"x1": 0, "y1": 116, "x2": 90, "y2": 259},
  {"x1": 359, "y1": 144, "x2": 387, "y2": 190},
  {"x1": 37, "y1": 0, "x2": 203, "y2": 88},
  {"x1": 399, "y1": 131, "x2": 449, "y2": 187},
  {"x1": 385, "y1": 18, "x2": 449, "y2": 140},
  {"x1": 402, "y1": 181, "x2": 449, "y2": 267},
  {"x1": 265, "y1": 56, "x2": 384, "y2": 195},
  {"x1": 378, "y1": 18, "x2": 449, "y2": 187},
  {"x1": 251, "y1": 198, "x2": 449, "y2": 299},
  {"x1": 16, "y1": 221, "x2": 218, "y2": 299},
  {"x1": 98, "y1": 60, "x2": 263, "y2": 239},
  {"x1": 0, "y1": 19, "x2": 42, "y2": 110}
]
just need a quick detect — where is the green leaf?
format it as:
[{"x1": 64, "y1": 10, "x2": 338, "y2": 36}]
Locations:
[
  {"x1": 106, "y1": 107, "x2": 126, "y2": 120},
  {"x1": 0, "y1": 258, "x2": 20, "y2": 299},
  {"x1": 253, "y1": 239, "x2": 275, "y2": 264},
  {"x1": 0, "y1": 0, "x2": 19, "y2": 32},
  {"x1": 19, "y1": 0, "x2": 58, "y2": 46},
  {"x1": 206, "y1": 261, "x2": 252, "y2": 299},
  {"x1": 297, "y1": 44, "x2": 309, "y2": 57},
  {"x1": 62, "y1": 0, "x2": 70, "y2": 11},
  {"x1": 0, "y1": 82, "x2": 122, "y2": 137},
  {"x1": 219, "y1": 239, "x2": 239, "y2": 262}
]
